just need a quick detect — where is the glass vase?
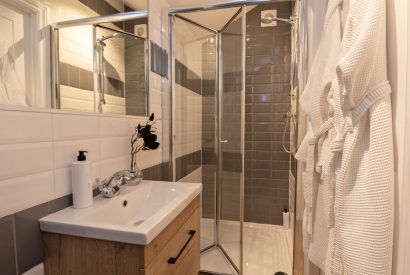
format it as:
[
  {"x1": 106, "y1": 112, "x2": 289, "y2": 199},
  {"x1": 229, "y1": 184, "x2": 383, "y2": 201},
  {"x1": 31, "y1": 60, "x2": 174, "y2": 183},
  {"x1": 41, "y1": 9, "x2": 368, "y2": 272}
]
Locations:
[{"x1": 128, "y1": 154, "x2": 143, "y2": 186}]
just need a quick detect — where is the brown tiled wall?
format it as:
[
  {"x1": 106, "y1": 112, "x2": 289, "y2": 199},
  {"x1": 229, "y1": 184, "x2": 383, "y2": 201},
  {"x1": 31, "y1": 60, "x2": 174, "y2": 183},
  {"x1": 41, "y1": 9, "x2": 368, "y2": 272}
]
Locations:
[{"x1": 244, "y1": 2, "x2": 292, "y2": 225}]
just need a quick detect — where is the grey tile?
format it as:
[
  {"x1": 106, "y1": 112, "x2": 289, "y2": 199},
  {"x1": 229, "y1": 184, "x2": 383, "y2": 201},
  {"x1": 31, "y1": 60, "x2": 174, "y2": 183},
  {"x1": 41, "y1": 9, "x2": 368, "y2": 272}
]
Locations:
[
  {"x1": 50, "y1": 195, "x2": 73, "y2": 213},
  {"x1": 271, "y1": 160, "x2": 290, "y2": 170},
  {"x1": 253, "y1": 122, "x2": 272, "y2": 132},
  {"x1": 14, "y1": 202, "x2": 51, "y2": 273},
  {"x1": 87, "y1": 71, "x2": 94, "y2": 91},
  {"x1": 86, "y1": 0, "x2": 97, "y2": 11},
  {"x1": 68, "y1": 65, "x2": 79, "y2": 88},
  {"x1": 59, "y1": 62, "x2": 69, "y2": 86},
  {"x1": 96, "y1": 0, "x2": 105, "y2": 15},
  {"x1": 176, "y1": 150, "x2": 202, "y2": 181},
  {"x1": 0, "y1": 215, "x2": 16, "y2": 275},
  {"x1": 253, "y1": 114, "x2": 272, "y2": 122},
  {"x1": 252, "y1": 151, "x2": 271, "y2": 160},
  {"x1": 79, "y1": 68, "x2": 89, "y2": 90},
  {"x1": 253, "y1": 169, "x2": 271, "y2": 179},
  {"x1": 253, "y1": 94, "x2": 272, "y2": 104}
]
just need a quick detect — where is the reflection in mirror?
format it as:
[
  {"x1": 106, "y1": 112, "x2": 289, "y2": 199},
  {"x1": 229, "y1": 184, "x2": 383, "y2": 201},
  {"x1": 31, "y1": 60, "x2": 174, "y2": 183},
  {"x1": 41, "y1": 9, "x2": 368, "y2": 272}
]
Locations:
[
  {"x1": 95, "y1": 24, "x2": 148, "y2": 116},
  {"x1": 54, "y1": 1, "x2": 148, "y2": 117},
  {"x1": 0, "y1": 0, "x2": 48, "y2": 108}
]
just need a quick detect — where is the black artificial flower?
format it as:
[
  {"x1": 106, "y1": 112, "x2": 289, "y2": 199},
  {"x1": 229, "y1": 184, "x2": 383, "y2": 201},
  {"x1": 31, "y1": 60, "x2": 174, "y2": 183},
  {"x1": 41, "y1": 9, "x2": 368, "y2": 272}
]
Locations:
[
  {"x1": 136, "y1": 113, "x2": 160, "y2": 150},
  {"x1": 144, "y1": 134, "x2": 160, "y2": 149}
]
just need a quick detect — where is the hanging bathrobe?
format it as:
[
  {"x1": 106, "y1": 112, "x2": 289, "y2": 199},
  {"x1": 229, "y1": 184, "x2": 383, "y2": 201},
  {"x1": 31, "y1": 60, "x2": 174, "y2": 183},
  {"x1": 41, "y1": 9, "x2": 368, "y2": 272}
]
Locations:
[
  {"x1": 296, "y1": 0, "x2": 343, "y2": 270},
  {"x1": 329, "y1": 0, "x2": 394, "y2": 274},
  {"x1": 297, "y1": 0, "x2": 394, "y2": 274}
]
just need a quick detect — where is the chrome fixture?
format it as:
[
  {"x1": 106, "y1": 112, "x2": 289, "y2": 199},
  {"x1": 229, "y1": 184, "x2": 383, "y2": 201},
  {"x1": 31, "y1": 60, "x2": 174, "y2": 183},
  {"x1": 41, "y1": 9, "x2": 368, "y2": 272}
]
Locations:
[
  {"x1": 97, "y1": 32, "x2": 123, "y2": 44},
  {"x1": 53, "y1": 10, "x2": 148, "y2": 28},
  {"x1": 95, "y1": 32, "x2": 124, "y2": 109},
  {"x1": 96, "y1": 170, "x2": 142, "y2": 198},
  {"x1": 261, "y1": 15, "x2": 297, "y2": 26},
  {"x1": 95, "y1": 39, "x2": 107, "y2": 108},
  {"x1": 282, "y1": 111, "x2": 297, "y2": 154}
]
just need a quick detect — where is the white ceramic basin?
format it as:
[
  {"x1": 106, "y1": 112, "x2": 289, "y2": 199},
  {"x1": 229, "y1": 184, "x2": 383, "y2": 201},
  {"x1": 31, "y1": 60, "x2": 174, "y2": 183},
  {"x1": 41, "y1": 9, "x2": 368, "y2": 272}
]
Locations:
[{"x1": 40, "y1": 180, "x2": 202, "y2": 245}]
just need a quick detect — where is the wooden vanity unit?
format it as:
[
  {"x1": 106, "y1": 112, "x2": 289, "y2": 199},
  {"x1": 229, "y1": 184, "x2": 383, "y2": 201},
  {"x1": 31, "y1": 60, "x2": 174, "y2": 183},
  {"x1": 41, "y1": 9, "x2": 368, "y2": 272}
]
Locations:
[{"x1": 42, "y1": 196, "x2": 200, "y2": 275}]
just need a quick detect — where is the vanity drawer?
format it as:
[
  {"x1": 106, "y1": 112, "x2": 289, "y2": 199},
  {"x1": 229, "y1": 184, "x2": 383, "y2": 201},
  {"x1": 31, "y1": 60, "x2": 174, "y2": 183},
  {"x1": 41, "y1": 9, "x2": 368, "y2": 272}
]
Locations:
[
  {"x1": 143, "y1": 195, "x2": 200, "y2": 275},
  {"x1": 144, "y1": 206, "x2": 200, "y2": 275},
  {"x1": 42, "y1": 195, "x2": 201, "y2": 275}
]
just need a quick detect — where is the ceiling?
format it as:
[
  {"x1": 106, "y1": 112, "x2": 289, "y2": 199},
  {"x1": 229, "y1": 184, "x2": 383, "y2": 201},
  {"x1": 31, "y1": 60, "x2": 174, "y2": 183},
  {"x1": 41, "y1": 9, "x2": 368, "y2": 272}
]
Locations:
[
  {"x1": 180, "y1": 7, "x2": 241, "y2": 31},
  {"x1": 119, "y1": 0, "x2": 258, "y2": 31},
  {"x1": 170, "y1": 2, "x2": 257, "y2": 31}
]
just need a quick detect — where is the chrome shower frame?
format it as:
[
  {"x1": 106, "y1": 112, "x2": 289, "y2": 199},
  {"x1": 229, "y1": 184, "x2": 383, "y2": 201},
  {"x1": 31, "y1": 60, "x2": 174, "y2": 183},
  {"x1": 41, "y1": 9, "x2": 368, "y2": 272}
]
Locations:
[
  {"x1": 50, "y1": 11, "x2": 149, "y2": 114},
  {"x1": 168, "y1": 1, "x2": 299, "y2": 274},
  {"x1": 169, "y1": 7, "x2": 245, "y2": 274}
]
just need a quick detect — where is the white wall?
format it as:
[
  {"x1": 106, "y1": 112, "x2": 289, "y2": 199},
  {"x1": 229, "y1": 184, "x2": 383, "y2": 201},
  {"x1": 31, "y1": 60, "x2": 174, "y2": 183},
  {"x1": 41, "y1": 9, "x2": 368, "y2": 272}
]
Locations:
[
  {"x1": 172, "y1": 19, "x2": 204, "y2": 159},
  {"x1": 387, "y1": 0, "x2": 410, "y2": 273},
  {"x1": 0, "y1": 106, "x2": 155, "y2": 219}
]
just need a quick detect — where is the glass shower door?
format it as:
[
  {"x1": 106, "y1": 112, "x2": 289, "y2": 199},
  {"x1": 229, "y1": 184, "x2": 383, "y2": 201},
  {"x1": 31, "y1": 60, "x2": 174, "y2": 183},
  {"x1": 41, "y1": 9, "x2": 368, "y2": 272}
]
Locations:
[{"x1": 218, "y1": 7, "x2": 245, "y2": 274}]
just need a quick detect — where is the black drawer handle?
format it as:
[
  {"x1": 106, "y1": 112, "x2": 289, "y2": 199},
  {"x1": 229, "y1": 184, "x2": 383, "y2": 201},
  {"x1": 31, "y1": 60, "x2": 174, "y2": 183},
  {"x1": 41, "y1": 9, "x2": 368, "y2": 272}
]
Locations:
[{"x1": 168, "y1": 230, "x2": 196, "y2": 264}]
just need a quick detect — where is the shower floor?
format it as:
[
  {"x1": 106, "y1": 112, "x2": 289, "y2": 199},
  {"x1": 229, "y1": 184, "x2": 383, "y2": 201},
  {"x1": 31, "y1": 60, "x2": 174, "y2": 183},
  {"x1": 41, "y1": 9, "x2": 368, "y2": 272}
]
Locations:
[{"x1": 200, "y1": 218, "x2": 293, "y2": 275}]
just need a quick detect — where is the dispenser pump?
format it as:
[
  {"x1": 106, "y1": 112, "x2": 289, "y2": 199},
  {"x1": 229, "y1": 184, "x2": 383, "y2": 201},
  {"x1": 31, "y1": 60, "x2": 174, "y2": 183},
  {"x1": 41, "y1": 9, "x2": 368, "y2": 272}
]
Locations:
[{"x1": 77, "y1": 151, "x2": 88, "y2": 161}]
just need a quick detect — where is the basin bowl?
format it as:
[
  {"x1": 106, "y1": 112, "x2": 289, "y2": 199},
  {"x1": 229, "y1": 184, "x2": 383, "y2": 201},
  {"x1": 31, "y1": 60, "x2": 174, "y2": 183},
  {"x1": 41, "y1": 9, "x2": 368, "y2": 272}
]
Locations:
[{"x1": 40, "y1": 180, "x2": 202, "y2": 245}]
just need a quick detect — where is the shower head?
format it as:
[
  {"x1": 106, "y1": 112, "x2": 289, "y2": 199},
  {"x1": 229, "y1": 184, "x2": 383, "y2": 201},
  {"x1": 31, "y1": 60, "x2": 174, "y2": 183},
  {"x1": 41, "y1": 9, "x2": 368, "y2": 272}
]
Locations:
[
  {"x1": 97, "y1": 32, "x2": 121, "y2": 44},
  {"x1": 261, "y1": 15, "x2": 295, "y2": 25}
]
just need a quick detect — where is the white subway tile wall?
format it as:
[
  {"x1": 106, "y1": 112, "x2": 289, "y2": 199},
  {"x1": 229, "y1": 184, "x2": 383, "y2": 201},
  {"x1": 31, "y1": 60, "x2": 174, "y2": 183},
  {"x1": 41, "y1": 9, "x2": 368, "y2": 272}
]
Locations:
[
  {"x1": 174, "y1": 84, "x2": 202, "y2": 159},
  {"x1": 0, "y1": 108, "x2": 161, "y2": 219}
]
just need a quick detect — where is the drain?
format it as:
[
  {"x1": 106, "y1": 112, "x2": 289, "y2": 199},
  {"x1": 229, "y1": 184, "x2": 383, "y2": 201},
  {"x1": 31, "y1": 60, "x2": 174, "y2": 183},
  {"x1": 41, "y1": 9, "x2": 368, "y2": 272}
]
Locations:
[
  {"x1": 132, "y1": 220, "x2": 144, "y2": 226},
  {"x1": 122, "y1": 200, "x2": 128, "y2": 207},
  {"x1": 274, "y1": 272, "x2": 288, "y2": 275}
]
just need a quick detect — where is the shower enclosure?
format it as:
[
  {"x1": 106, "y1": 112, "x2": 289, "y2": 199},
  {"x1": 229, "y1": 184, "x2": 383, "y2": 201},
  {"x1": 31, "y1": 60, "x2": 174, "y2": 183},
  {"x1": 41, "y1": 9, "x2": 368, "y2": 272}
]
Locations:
[{"x1": 169, "y1": 1, "x2": 298, "y2": 274}]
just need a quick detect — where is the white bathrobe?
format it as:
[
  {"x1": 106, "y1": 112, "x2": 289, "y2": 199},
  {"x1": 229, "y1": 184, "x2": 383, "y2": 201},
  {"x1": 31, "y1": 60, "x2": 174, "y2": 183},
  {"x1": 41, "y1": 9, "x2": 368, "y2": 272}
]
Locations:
[
  {"x1": 296, "y1": 0, "x2": 343, "y2": 270},
  {"x1": 296, "y1": 0, "x2": 394, "y2": 274}
]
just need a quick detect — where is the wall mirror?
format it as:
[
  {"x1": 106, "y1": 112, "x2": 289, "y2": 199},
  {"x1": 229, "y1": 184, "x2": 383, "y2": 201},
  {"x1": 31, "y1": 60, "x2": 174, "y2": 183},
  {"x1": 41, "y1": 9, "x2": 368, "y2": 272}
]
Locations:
[
  {"x1": 0, "y1": 0, "x2": 149, "y2": 117},
  {"x1": 52, "y1": 1, "x2": 149, "y2": 117}
]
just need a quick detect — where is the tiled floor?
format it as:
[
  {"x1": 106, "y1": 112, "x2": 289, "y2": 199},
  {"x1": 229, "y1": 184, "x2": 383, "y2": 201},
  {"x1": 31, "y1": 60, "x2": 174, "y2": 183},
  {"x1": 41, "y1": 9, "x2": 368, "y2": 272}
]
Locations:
[{"x1": 200, "y1": 219, "x2": 293, "y2": 275}]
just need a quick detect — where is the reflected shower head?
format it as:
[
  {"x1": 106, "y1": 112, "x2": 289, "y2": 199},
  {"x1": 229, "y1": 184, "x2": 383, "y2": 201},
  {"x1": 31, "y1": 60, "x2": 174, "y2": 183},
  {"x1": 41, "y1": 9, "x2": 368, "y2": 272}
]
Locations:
[
  {"x1": 97, "y1": 32, "x2": 121, "y2": 44},
  {"x1": 261, "y1": 15, "x2": 295, "y2": 25}
]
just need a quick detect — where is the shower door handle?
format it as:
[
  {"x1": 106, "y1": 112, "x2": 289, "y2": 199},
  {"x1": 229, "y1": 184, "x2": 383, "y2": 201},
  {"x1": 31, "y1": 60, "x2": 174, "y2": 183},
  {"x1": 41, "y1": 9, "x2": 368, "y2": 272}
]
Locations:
[{"x1": 220, "y1": 139, "x2": 228, "y2": 144}]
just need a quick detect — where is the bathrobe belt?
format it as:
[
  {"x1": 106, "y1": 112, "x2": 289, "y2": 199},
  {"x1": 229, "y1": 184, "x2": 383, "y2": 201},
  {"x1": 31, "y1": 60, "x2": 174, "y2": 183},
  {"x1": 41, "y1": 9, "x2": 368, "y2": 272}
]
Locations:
[{"x1": 302, "y1": 81, "x2": 392, "y2": 238}]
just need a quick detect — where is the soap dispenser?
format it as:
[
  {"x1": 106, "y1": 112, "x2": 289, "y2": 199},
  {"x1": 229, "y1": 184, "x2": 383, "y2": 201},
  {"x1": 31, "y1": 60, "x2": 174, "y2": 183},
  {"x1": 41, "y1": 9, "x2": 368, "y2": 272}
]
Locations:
[{"x1": 71, "y1": 151, "x2": 93, "y2": 209}]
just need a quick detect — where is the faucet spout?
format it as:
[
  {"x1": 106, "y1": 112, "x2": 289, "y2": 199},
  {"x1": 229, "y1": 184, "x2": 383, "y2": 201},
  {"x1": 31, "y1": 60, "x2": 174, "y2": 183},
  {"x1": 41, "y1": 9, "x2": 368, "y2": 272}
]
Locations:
[{"x1": 96, "y1": 169, "x2": 142, "y2": 198}]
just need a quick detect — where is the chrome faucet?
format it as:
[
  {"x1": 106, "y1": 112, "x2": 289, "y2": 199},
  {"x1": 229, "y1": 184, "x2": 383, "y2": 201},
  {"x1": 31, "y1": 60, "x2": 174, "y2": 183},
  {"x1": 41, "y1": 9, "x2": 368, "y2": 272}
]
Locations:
[{"x1": 96, "y1": 170, "x2": 142, "y2": 198}]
